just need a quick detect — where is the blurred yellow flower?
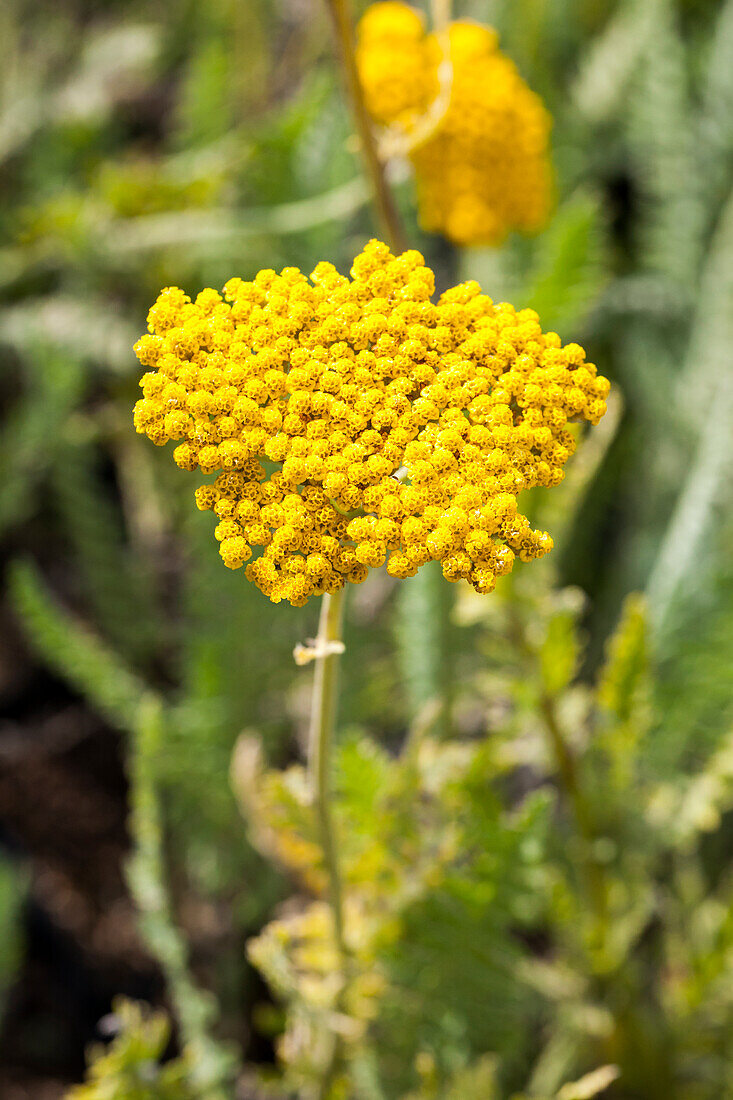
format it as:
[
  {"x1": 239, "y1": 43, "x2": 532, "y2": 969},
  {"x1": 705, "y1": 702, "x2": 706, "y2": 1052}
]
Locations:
[
  {"x1": 357, "y1": 1, "x2": 553, "y2": 246},
  {"x1": 133, "y1": 239, "x2": 608, "y2": 606}
]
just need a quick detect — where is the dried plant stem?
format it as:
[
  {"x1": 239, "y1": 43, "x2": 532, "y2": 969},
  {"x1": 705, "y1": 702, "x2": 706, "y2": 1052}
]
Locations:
[{"x1": 324, "y1": 0, "x2": 407, "y2": 254}]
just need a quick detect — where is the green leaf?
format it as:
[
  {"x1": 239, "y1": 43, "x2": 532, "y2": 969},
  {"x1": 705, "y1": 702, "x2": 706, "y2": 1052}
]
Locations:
[
  {"x1": 626, "y1": 0, "x2": 704, "y2": 283},
  {"x1": 68, "y1": 998, "x2": 197, "y2": 1100},
  {"x1": 699, "y1": 0, "x2": 733, "y2": 207},
  {"x1": 650, "y1": 561, "x2": 733, "y2": 783},
  {"x1": 51, "y1": 440, "x2": 160, "y2": 661},
  {"x1": 403, "y1": 1053, "x2": 499, "y2": 1100},
  {"x1": 572, "y1": 0, "x2": 664, "y2": 124},
  {"x1": 0, "y1": 347, "x2": 84, "y2": 534},
  {"x1": 597, "y1": 594, "x2": 649, "y2": 726},
  {"x1": 175, "y1": 39, "x2": 235, "y2": 148},
  {"x1": 336, "y1": 736, "x2": 391, "y2": 831},
  {"x1": 7, "y1": 558, "x2": 152, "y2": 732},
  {"x1": 520, "y1": 194, "x2": 608, "y2": 337},
  {"x1": 540, "y1": 601, "x2": 582, "y2": 697},
  {"x1": 394, "y1": 561, "x2": 453, "y2": 736},
  {"x1": 126, "y1": 698, "x2": 237, "y2": 1099},
  {"x1": 646, "y1": 184, "x2": 733, "y2": 631},
  {"x1": 0, "y1": 854, "x2": 26, "y2": 1019}
]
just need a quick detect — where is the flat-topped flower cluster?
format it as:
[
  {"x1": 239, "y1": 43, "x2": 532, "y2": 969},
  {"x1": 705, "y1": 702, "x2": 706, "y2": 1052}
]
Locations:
[
  {"x1": 133, "y1": 240, "x2": 609, "y2": 606},
  {"x1": 357, "y1": 1, "x2": 552, "y2": 245}
]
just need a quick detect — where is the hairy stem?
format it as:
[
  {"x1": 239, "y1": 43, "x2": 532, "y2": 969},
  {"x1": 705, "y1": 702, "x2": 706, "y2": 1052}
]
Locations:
[{"x1": 324, "y1": 0, "x2": 408, "y2": 254}]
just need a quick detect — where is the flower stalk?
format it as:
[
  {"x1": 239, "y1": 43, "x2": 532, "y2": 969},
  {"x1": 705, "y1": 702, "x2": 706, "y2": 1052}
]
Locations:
[
  {"x1": 324, "y1": 0, "x2": 407, "y2": 254},
  {"x1": 307, "y1": 587, "x2": 348, "y2": 1095},
  {"x1": 307, "y1": 586, "x2": 348, "y2": 964}
]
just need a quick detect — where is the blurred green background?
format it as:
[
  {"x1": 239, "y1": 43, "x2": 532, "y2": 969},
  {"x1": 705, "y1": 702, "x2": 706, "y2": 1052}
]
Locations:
[{"x1": 0, "y1": 0, "x2": 732, "y2": 1097}]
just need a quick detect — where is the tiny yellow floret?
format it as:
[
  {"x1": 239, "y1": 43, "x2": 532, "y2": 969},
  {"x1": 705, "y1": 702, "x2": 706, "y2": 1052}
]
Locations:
[
  {"x1": 356, "y1": 2, "x2": 553, "y2": 246},
  {"x1": 133, "y1": 240, "x2": 609, "y2": 606}
]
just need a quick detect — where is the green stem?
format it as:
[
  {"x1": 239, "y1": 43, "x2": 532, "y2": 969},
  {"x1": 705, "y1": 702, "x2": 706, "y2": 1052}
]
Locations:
[
  {"x1": 308, "y1": 587, "x2": 347, "y2": 961},
  {"x1": 307, "y1": 588, "x2": 348, "y2": 1097},
  {"x1": 324, "y1": 0, "x2": 408, "y2": 254}
]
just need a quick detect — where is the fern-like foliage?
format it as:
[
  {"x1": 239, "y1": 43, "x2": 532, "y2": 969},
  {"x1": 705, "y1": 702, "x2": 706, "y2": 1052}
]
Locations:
[
  {"x1": 0, "y1": 348, "x2": 84, "y2": 534},
  {"x1": 8, "y1": 558, "x2": 150, "y2": 732},
  {"x1": 51, "y1": 440, "x2": 160, "y2": 662}
]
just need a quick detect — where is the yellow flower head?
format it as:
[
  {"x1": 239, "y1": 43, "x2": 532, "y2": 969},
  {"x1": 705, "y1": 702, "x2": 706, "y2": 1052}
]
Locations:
[
  {"x1": 357, "y1": 2, "x2": 553, "y2": 246},
  {"x1": 133, "y1": 240, "x2": 609, "y2": 606}
]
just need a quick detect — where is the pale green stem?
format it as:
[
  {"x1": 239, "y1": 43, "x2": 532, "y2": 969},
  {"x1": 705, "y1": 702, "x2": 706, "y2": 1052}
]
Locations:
[
  {"x1": 307, "y1": 588, "x2": 348, "y2": 1098},
  {"x1": 305, "y1": 589, "x2": 345, "y2": 959},
  {"x1": 308, "y1": 587, "x2": 348, "y2": 962}
]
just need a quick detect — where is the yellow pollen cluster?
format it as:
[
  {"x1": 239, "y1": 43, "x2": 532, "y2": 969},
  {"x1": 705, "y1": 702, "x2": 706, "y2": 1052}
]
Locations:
[
  {"x1": 356, "y1": 2, "x2": 553, "y2": 246},
  {"x1": 133, "y1": 239, "x2": 609, "y2": 606}
]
